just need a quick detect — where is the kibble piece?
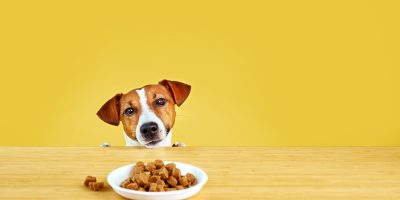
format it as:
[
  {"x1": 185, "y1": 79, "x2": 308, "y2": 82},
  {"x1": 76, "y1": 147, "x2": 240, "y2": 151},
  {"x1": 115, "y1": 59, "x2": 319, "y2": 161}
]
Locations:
[
  {"x1": 98, "y1": 182, "x2": 105, "y2": 190},
  {"x1": 171, "y1": 168, "x2": 181, "y2": 179},
  {"x1": 145, "y1": 162, "x2": 157, "y2": 172},
  {"x1": 151, "y1": 169, "x2": 160, "y2": 176},
  {"x1": 126, "y1": 182, "x2": 139, "y2": 190},
  {"x1": 156, "y1": 179, "x2": 165, "y2": 187},
  {"x1": 130, "y1": 176, "x2": 136, "y2": 183},
  {"x1": 144, "y1": 171, "x2": 151, "y2": 181},
  {"x1": 132, "y1": 165, "x2": 145, "y2": 175},
  {"x1": 175, "y1": 185, "x2": 184, "y2": 190},
  {"x1": 144, "y1": 183, "x2": 150, "y2": 190},
  {"x1": 149, "y1": 183, "x2": 157, "y2": 192},
  {"x1": 121, "y1": 178, "x2": 131, "y2": 188},
  {"x1": 150, "y1": 175, "x2": 161, "y2": 183},
  {"x1": 166, "y1": 188, "x2": 177, "y2": 191},
  {"x1": 138, "y1": 187, "x2": 146, "y2": 191},
  {"x1": 159, "y1": 166, "x2": 169, "y2": 180},
  {"x1": 167, "y1": 176, "x2": 178, "y2": 187},
  {"x1": 178, "y1": 176, "x2": 189, "y2": 187},
  {"x1": 156, "y1": 184, "x2": 165, "y2": 192},
  {"x1": 186, "y1": 173, "x2": 196, "y2": 185},
  {"x1": 165, "y1": 163, "x2": 176, "y2": 171},
  {"x1": 136, "y1": 161, "x2": 145, "y2": 167},
  {"x1": 89, "y1": 182, "x2": 104, "y2": 191},
  {"x1": 154, "y1": 159, "x2": 164, "y2": 169},
  {"x1": 84, "y1": 176, "x2": 96, "y2": 186},
  {"x1": 134, "y1": 173, "x2": 149, "y2": 187}
]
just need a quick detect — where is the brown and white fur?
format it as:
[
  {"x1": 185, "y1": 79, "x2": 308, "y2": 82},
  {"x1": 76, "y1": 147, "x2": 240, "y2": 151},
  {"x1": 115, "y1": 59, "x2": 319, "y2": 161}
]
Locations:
[{"x1": 97, "y1": 80, "x2": 191, "y2": 148}]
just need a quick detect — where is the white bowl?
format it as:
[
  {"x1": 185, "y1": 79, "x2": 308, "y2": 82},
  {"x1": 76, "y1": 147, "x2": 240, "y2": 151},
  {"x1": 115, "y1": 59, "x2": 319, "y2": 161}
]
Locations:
[{"x1": 107, "y1": 161, "x2": 208, "y2": 200}]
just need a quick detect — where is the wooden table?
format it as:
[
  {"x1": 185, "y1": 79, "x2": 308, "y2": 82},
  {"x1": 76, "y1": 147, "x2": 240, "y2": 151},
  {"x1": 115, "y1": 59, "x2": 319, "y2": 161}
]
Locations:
[{"x1": 0, "y1": 147, "x2": 399, "y2": 199}]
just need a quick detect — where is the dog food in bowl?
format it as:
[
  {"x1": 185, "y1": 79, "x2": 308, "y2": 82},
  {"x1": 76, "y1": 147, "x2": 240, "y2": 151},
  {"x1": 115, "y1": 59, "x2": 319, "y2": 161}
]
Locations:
[{"x1": 120, "y1": 159, "x2": 196, "y2": 192}]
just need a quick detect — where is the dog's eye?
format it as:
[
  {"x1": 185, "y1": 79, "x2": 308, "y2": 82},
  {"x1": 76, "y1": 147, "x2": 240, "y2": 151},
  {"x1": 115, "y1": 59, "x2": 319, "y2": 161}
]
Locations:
[
  {"x1": 155, "y1": 98, "x2": 167, "y2": 107},
  {"x1": 124, "y1": 107, "x2": 135, "y2": 116}
]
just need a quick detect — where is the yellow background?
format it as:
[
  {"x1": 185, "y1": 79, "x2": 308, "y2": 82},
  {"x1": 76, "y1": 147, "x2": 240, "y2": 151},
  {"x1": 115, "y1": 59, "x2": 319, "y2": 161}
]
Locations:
[{"x1": 0, "y1": 1, "x2": 399, "y2": 146}]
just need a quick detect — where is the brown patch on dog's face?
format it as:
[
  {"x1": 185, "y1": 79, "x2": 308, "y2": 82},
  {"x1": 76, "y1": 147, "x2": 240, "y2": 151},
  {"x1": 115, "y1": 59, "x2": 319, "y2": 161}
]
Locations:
[
  {"x1": 119, "y1": 90, "x2": 141, "y2": 141},
  {"x1": 143, "y1": 84, "x2": 176, "y2": 132}
]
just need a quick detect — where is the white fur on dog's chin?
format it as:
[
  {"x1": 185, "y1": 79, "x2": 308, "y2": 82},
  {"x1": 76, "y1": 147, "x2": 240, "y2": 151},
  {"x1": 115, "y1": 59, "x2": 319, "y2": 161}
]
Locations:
[
  {"x1": 123, "y1": 130, "x2": 172, "y2": 148},
  {"x1": 134, "y1": 88, "x2": 169, "y2": 147}
]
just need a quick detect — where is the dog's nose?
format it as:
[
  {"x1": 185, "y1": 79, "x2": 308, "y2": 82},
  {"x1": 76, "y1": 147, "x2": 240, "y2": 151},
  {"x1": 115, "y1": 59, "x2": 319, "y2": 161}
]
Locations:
[{"x1": 140, "y1": 122, "x2": 159, "y2": 139}]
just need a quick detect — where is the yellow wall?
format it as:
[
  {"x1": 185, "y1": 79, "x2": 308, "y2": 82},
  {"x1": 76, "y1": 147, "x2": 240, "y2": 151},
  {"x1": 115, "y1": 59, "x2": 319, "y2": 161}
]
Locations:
[{"x1": 0, "y1": 1, "x2": 399, "y2": 146}]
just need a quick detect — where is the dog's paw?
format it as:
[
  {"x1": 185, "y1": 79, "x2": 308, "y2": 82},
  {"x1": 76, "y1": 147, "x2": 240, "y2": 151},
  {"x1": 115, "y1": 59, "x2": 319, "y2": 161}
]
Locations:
[
  {"x1": 99, "y1": 142, "x2": 111, "y2": 147},
  {"x1": 172, "y1": 142, "x2": 186, "y2": 147}
]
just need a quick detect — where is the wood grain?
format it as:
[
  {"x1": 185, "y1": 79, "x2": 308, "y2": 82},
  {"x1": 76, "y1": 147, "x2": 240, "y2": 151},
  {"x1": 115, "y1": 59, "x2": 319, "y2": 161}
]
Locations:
[{"x1": 0, "y1": 147, "x2": 399, "y2": 199}]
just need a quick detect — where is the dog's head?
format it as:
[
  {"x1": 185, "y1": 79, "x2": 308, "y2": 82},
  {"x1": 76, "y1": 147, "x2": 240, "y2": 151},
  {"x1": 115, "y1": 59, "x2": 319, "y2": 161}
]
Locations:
[{"x1": 97, "y1": 80, "x2": 191, "y2": 148}]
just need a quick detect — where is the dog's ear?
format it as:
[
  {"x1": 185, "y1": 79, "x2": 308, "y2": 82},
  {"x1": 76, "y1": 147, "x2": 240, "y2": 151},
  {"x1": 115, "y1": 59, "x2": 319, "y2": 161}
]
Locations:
[
  {"x1": 96, "y1": 93, "x2": 122, "y2": 126},
  {"x1": 159, "y1": 80, "x2": 191, "y2": 106}
]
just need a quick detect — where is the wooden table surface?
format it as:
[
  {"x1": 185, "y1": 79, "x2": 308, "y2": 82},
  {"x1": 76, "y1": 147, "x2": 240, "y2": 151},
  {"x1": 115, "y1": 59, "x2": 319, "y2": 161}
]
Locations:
[{"x1": 0, "y1": 147, "x2": 399, "y2": 199}]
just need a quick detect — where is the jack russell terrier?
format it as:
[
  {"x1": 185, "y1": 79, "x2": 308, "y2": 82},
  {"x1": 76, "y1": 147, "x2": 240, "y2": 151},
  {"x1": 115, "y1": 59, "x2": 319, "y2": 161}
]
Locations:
[{"x1": 97, "y1": 80, "x2": 191, "y2": 148}]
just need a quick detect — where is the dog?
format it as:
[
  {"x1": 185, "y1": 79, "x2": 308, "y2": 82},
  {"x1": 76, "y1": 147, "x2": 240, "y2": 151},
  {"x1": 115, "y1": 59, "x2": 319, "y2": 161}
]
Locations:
[{"x1": 97, "y1": 80, "x2": 191, "y2": 148}]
